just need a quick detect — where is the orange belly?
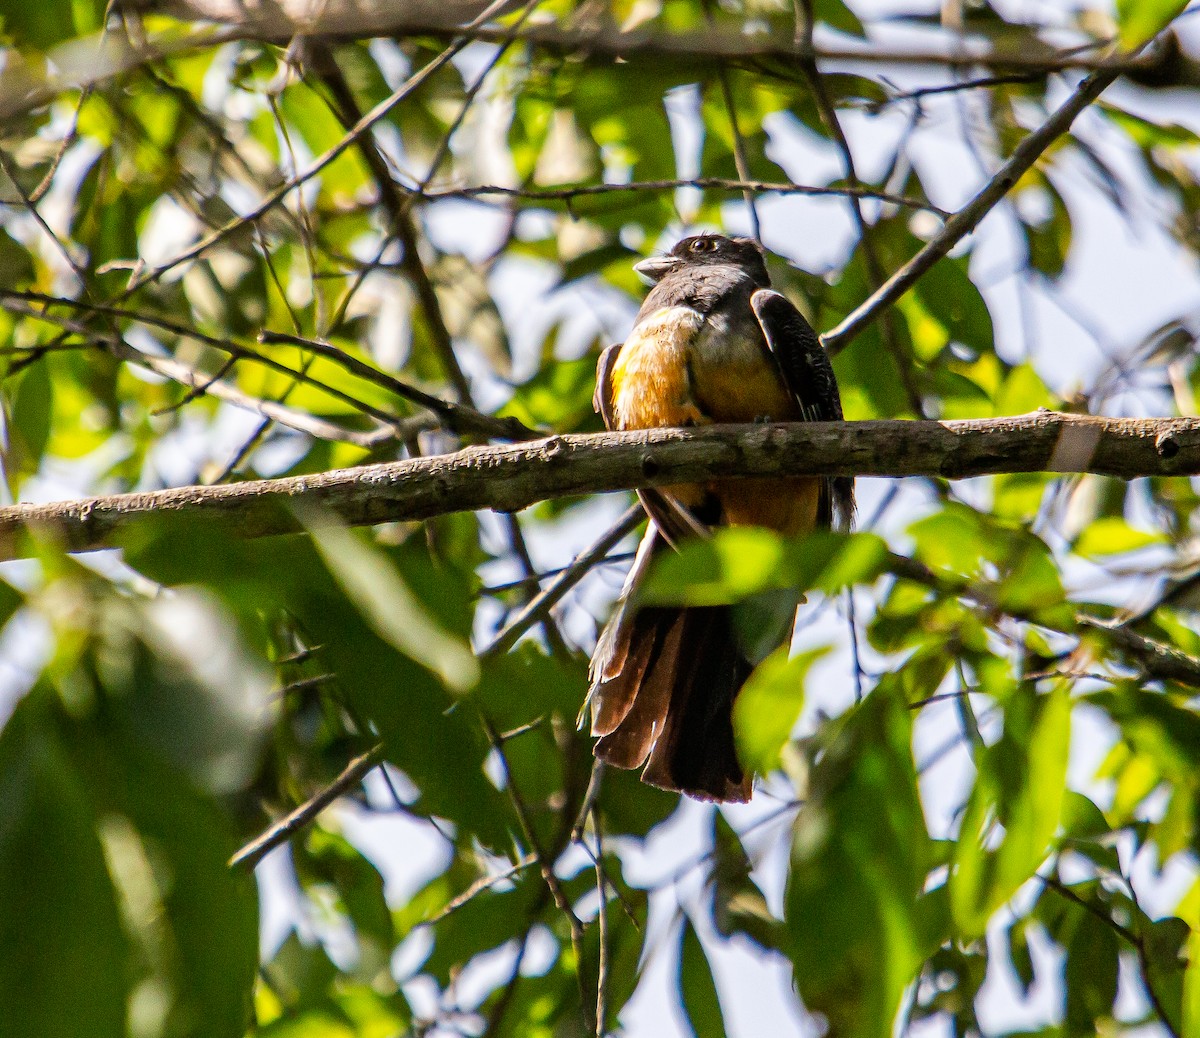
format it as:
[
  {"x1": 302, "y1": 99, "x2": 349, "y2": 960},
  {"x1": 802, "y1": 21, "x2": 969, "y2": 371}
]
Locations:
[{"x1": 611, "y1": 307, "x2": 821, "y2": 535}]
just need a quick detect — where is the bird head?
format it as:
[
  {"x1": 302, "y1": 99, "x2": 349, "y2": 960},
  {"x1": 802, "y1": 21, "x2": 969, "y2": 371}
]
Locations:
[{"x1": 633, "y1": 234, "x2": 770, "y2": 286}]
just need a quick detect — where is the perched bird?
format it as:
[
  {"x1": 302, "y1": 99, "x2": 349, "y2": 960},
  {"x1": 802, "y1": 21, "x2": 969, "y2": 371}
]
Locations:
[{"x1": 586, "y1": 234, "x2": 853, "y2": 802}]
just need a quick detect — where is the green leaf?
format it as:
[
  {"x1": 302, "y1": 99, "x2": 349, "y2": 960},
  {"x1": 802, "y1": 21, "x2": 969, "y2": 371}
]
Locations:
[
  {"x1": 499, "y1": 354, "x2": 598, "y2": 432},
  {"x1": 0, "y1": 577, "x2": 24, "y2": 630},
  {"x1": 1115, "y1": 0, "x2": 1186, "y2": 48},
  {"x1": 0, "y1": 227, "x2": 34, "y2": 288},
  {"x1": 813, "y1": 0, "x2": 865, "y2": 36},
  {"x1": 1, "y1": 1, "x2": 82, "y2": 50},
  {"x1": 1007, "y1": 918, "x2": 1036, "y2": 995},
  {"x1": 733, "y1": 646, "x2": 825, "y2": 777},
  {"x1": 1023, "y1": 177, "x2": 1072, "y2": 278},
  {"x1": 641, "y1": 529, "x2": 888, "y2": 607},
  {"x1": 785, "y1": 691, "x2": 932, "y2": 1038},
  {"x1": 1185, "y1": 917, "x2": 1200, "y2": 1038},
  {"x1": 994, "y1": 363, "x2": 1055, "y2": 416},
  {"x1": 709, "y1": 813, "x2": 781, "y2": 948},
  {"x1": 678, "y1": 916, "x2": 727, "y2": 1038},
  {"x1": 1074, "y1": 516, "x2": 1166, "y2": 558},
  {"x1": 913, "y1": 257, "x2": 994, "y2": 356},
  {"x1": 305, "y1": 513, "x2": 479, "y2": 693},
  {"x1": 1060, "y1": 791, "x2": 1121, "y2": 872},
  {"x1": 0, "y1": 692, "x2": 129, "y2": 1038},
  {"x1": 9, "y1": 359, "x2": 53, "y2": 480},
  {"x1": 951, "y1": 686, "x2": 1071, "y2": 936},
  {"x1": 77, "y1": 725, "x2": 259, "y2": 1038},
  {"x1": 1065, "y1": 907, "x2": 1120, "y2": 1035}
]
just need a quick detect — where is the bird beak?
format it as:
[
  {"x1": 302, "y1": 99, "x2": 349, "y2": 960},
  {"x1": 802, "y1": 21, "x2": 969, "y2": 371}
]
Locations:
[{"x1": 633, "y1": 255, "x2": 677, "y2": 283}]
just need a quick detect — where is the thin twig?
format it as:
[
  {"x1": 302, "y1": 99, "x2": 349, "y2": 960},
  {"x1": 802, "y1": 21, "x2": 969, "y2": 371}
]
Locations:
[
  {"x1": 22, "y1": 87, "x2": 91, "y2": 205},
  {"x1": 258, "y1": 329, "x2": 539, "y2": 441},
  {"x1": 226, "y1": 503, "x2": 637, "y2": 872},
  {"x1": 229, "y1": 745, "x2": 384, "y2": 869},
  {"x1": 2, "y1": 16, "x2": 1176, "y2": 125},
  {"x1": 419, "y1": 177, "x2": 946, "y2": 215},
  {"x1": 480, "y1": 551, "x2": 635, "y2": 597},
  {"x1": 1040, "y1": 874, "x2": 1180, "y2": 1038},
  {"x1": 482, "y1": 931, "x2": 531, "y2": 1038},
  {"x1": 797, "y1": 0, "x2": 924, "y2": 414},
  {"x1": 480, "y1": 712, "x2": 594, "y2": 1034},
  {"x1": 1, "y1": 298, "x2": 399, "y2": 446},
  {"x1": 593, "y1": 813, "x2": 609, "y2": 1038},
  {"x1": 309, "y1": 45, "x2": 474, "y2": 404},
  {"x1": 821, "y1": 58, "x2": 1130, "y2": 355},
  {"x1": 1, "y1": 290, "x2": 414, "y2": 433},
  {"x1": 119, "y1": 0, "x2": 517, "y2": 295},
  {"x1": 867, "y1": 71, "x2": 1046, "y2": 112},
  {"x1": 424, "y1": 852, "x2": 538, "y2": 925},
  {"x1": 703, "y1": 0, "x2": 760, "y2": 241},
  {"x1": 572, "y1": 759, "x2": 607, "y2": 843},
  {"x1": 486, "y1": 505, "x2": 644, "y2": 658}
]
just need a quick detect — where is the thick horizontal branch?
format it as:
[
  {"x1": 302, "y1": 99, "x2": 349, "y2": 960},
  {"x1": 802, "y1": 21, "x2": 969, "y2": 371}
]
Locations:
[
  {"x1": 3, "y1": 412, "x2": 1198, "y2": 560},
  {"x1": 146, "y1": 0, "x2": 1164, "y2": 73},
  {"x1": 4, "y1": 8, "x2": 1179, "y2": 121}
]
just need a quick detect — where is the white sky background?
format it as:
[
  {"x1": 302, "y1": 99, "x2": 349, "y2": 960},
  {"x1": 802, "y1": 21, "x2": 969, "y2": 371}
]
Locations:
[{"x1": 5, "y1": 0, "x2": 1200, "y2": 1035}]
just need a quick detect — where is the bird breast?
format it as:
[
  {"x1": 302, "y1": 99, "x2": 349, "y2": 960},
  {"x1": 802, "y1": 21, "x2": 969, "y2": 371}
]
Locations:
[
  {"x1": 610, "y1": 307, "x2": 707, "y2": 430},
  {"x1": 611, "y1": 305, "x2": 799, "y2": 429}
]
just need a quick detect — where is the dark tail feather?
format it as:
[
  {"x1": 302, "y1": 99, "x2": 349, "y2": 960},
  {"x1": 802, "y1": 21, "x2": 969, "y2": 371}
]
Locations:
[{"x1": 591, "y1": 605, "x2": 752, "y2": 803}]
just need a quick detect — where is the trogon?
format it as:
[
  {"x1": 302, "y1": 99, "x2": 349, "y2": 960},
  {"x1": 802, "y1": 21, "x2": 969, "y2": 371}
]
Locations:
[{"x1": 586, "y1": 234, "x2": 854, "y2": 803}]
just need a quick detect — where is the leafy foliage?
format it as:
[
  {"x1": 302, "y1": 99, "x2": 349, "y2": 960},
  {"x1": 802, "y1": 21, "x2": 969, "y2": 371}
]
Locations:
[{"x1": 3, "y1": 1, "x2": 1200, "y2": 1036}]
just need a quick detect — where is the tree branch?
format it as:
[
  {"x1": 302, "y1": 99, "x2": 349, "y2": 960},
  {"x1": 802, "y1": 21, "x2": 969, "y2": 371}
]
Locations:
[
  {"x1": 889, "y1": 552, "x2": 1200, "y2": 688},
  {"x1": 137, "y1": 1, "x2": 1168, "y2": 74},
  {"x1": 229, "y1": 745, "x2": 384, "y2": 869},
  {"x1": 820, "y1": 60, "x2": 1126, "y2": 354},
  {"x1": 417, "y1": 178, "x2": 945, "y2": 215},
  {"x1": 5, "y1": 412, "x2": 1200, "y2": 559},
  {"x1": 4, "y1": 10, "x2": 1176, "y2": 122}
]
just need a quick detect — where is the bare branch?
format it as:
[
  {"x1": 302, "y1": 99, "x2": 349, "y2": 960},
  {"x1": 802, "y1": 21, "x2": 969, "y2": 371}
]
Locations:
[
  {"x1": 820, "y1": 61, "x2": 1126, "y2": 354},
  {"x1": 1041, "y1": 874, "x2": 1182, "y2": 1038},
  {"x1": 793, "y1": 1, "x2": 926, "y2": 415},
  {"x1": 3, "y1": 290, "x2": 534, "y2": 441},
  {"x1": 424, "y1": 853, "x2": 538, "y2": 925},
  {"x1": 230, "y1": 745, "x2": 384, "y2": 870},
  {"x1": 418, "y1": 178, "x2": 946, "y2": 215},
  {"x1": 3, "y1": 10, "x2": 1175, "y2": 122},
  {"x1": 1077, "y1": 616, "x2": 1200, "y2": 688},
  {"x1": 479, "y1": 710, "x2": 593, "y2": 1033},
  {"x1": 1, "y1": 297, "x2": 401, "y2": 446},
  {"x1": 890, "y1": 551, "x2": 1200, "y2": 688},
  {"x1": 258, "y1": 330, "x2": 539, "y2": 441},
  {"x1": 5, "y1": 412, "x2": 1200, "y2": 559},
  {"x1": 227, "y1": 498, "x2": 628, "y2": 872},
  {"x1": 114, "y1": 0, "x2": 519, "y2": 294},
  {"x1": 131, "y1": 3, "x2": 1172, "y2": 74},
  {"x1": 310, "y1": 46, "x2": 475, "y2": 403},
  {"x1": 487, "y1": 504, "x2": 644, "y2": 657}
]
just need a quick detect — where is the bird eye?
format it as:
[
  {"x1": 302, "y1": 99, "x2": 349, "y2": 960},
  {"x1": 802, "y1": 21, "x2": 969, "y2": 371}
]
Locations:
[{"x1": 690, "y1": 237, "x2": 716, "y2": 254}]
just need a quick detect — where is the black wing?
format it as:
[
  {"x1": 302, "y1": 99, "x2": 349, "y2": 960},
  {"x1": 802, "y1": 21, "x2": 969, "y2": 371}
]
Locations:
[
  {"x1": 750, "y1": 289, "x2": 855, "y2": 532},
  {"x1": 594, "y1": 343, "x2": 622, "y2": 430}
]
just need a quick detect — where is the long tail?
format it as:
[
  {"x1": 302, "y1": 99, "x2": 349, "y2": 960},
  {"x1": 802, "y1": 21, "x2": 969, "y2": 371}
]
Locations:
[{"x1": 588, "y1": 603, "x2": 753, "y2": 803}]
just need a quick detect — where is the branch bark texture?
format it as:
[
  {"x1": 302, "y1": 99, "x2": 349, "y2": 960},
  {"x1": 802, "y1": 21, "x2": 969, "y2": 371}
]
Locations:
[
  {"x1": 143, "y1": 0, "x2": 1161, "y2": 73},
  {"x1": 4, "y1": 412, "x2": 1197, "y2": 560}
]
